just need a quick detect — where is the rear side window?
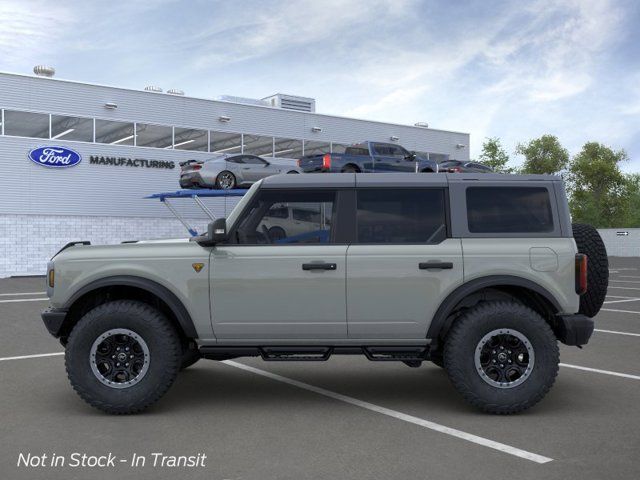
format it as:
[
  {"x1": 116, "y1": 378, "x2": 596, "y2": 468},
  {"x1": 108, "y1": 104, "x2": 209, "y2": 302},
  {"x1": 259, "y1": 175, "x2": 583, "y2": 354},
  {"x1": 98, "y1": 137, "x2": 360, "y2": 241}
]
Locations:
[
  {"x1": 466, "y1": 187, "x2": 554, "y2": 233},
  {"x1": 356, "y1": 189, "x2": 447, "y2": 244}
]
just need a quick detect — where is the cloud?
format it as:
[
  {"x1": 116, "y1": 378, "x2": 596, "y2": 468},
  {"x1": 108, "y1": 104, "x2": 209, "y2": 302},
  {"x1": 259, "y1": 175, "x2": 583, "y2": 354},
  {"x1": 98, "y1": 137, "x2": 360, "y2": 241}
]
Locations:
[{"x1": 0, "y1": 0, "x2": 74, "y2": 68}]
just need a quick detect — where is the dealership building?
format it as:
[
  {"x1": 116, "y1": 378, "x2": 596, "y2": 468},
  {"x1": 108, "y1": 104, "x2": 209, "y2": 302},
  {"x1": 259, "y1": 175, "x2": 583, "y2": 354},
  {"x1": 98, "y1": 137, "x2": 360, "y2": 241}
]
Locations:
[{"x1": 0, "y1": 68, "x2": 470, "y2": 277}]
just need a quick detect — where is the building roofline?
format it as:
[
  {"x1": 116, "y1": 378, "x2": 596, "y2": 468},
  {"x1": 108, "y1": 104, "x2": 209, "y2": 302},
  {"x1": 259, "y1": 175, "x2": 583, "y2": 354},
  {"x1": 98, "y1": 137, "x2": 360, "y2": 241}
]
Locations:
[{"x1": 0, "y1": 70, "x2": 470, "y2": 137}]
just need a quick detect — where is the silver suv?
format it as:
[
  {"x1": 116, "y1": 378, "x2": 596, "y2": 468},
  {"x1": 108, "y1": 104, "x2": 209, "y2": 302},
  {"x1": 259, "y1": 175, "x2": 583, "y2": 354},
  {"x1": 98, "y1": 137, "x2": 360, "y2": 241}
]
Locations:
[{"x1": 41, "y1": 173, "x2": 608, "y2": 414}]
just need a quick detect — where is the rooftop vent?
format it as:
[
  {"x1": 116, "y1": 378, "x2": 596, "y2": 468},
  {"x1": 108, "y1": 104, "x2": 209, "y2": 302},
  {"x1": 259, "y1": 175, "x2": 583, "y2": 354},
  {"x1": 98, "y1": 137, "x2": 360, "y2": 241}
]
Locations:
[
  {"x1": 217, "y1": 95, "x2": 270, "y2": 107},
  {"x1": 262, "y1": 93, "x2": 316, "y2": 113},
  {"x1": 144, "y1": 85, "x2": 163, "y2": 93},
  {"x1": 167, "y1": 88, "x2": 184, "y2": 96},
  {"x1": 414, "y1": 122, "x2": 429, "y2": 128},
  {"x1": 33, "y1": 65, "x2": 55, "y2": 77}
]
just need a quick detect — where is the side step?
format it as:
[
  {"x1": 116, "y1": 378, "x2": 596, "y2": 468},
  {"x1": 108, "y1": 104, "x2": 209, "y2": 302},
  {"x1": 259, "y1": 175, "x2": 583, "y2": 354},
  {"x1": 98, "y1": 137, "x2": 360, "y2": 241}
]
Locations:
[
  {"x1": 363, "y1": 346, "x2": 428, "y2": 362},
  {"x1": 200, "y1": 346, "x2": 429, "y2": 362}
]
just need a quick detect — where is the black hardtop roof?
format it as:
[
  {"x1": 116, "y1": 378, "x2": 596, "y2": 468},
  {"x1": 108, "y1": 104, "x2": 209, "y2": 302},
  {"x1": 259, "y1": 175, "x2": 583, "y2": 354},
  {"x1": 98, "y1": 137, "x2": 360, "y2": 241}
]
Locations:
[{"x1": 260, "y1": 172, "x2": 562, "y2": 188}]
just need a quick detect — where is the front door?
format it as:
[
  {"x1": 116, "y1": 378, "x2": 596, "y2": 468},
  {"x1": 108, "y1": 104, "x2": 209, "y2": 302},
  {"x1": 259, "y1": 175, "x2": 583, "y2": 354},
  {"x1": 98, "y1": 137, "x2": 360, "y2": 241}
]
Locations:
[
  {"x1": 210, "y1": 188, "x2": 348, "y2": 339},
  {"x1": 346, "y1": 188, "x2": 464, "y2": 338}
]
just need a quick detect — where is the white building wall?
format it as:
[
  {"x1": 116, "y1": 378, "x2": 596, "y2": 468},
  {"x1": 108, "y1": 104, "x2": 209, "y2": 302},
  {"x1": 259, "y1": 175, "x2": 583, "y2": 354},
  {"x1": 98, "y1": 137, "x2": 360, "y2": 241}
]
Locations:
[
  {"x1": 0, "y1": 214, "x2": 213, "y2": 277},
  {"x1": 597, "y1": 229, "x2": 640, "y2": 257}
]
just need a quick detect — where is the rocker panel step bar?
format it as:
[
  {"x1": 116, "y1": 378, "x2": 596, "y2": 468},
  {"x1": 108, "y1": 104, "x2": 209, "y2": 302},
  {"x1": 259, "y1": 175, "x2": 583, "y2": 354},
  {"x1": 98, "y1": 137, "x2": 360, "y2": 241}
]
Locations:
[{"x1": 199, "y1": 346, "x2": 430, "y2": 362}]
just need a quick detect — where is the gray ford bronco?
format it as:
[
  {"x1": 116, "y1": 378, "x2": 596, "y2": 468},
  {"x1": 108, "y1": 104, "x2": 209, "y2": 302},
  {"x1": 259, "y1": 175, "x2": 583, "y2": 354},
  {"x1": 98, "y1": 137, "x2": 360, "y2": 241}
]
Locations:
[{"x1": 41, "y1": 173, "x2": 608, "y2": 414}]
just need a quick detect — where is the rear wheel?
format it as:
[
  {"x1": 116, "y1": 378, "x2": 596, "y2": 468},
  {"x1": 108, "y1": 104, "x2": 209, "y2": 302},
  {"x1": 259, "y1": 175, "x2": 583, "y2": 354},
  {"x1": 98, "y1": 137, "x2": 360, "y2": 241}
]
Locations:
[
  {"x1": 341, "y1": 165, "x2": 358, "y2": 173},
  {"x1": 287, "y1": 170, "x2": 299, "y2": 174},
  {"x1": 215, "y1": 171, "x2": 236, "y2": 190},
  {"x1": 65, "y1": 300, "x2": 182, "y2": 414},
  {"x1": 444, "y1": 301, "x2": 559, "y2": 414},
  {"x1": 572, "y1": 223, "x2": 608, "y2": 317}
]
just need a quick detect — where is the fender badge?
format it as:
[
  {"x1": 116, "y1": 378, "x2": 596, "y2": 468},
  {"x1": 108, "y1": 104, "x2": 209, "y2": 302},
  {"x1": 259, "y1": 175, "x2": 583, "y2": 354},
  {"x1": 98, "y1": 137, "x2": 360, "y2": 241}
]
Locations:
[{"x1": 192, "y1": 263, "x2": 205, "y2": 273}]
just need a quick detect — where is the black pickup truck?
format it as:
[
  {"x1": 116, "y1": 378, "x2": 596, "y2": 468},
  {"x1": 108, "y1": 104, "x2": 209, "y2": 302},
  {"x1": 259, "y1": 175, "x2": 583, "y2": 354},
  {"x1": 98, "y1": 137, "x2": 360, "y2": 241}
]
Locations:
[{"x1": 297, "y1": 141, "x2": 439, "y2": 173}]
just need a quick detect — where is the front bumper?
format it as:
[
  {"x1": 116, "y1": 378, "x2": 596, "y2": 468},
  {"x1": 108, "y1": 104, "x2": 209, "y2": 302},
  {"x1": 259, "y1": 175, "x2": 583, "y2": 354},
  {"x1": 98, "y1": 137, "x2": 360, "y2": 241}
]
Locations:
[
  {"x1": 555, "y1": 314, "x2": 594, "y2": 346},
  {"x1": 42, "y1": 307, "x2": 68, "y2": 338}
]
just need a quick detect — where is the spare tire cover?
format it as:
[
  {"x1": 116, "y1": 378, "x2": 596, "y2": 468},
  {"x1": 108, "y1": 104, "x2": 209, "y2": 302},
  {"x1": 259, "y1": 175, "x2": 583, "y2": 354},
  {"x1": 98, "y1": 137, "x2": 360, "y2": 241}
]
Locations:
[{"x1": 572, "y1": 223, "x2": 609, "y2": 317}]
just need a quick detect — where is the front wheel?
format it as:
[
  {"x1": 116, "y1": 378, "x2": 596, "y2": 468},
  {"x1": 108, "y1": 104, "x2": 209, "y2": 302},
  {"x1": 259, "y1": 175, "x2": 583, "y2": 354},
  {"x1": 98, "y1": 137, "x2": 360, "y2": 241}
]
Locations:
[
  {"x1": 65, "y1": 300, "x2": 182, "y2": 414},
  {"x1": 444, "y1": 301, "x2": 559, "y2": 414}
]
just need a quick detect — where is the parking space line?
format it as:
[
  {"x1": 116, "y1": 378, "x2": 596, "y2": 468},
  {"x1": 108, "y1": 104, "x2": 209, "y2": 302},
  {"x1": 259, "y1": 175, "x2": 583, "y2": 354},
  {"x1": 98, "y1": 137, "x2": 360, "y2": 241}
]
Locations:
[
  {"x1": 605, "y1": 295, "x2": 636, "y2": 299},
  {"x1": 610, "y1": 280, "x2": 640, "y2": 285},
  {"x1": 601, "y1": 308, "x2": 640, "y2": 315},
  {"x1": 594, "y1": 328, "x2": 640, "y2": 337},
  {"x1": 0, "y1": 298, "x2": 48, "y2": 304},
  {"x1": 0, "y1": 292, "x2": 47, "y2": 296},
  {"x1": 616, "y1": 275, "x2": 640, "y2": 279},
  {"x1": 222, "y1": 360, "x2": 553, "y2": 464},
  {"x1": 603, "y1": 298, "x2": 640, "y2": 304},
  {"x1": 0, "y1": 352, "x2": 63, "y2": 362},
  {"x1": 606, "y1": 286, "x2": 640, "y2": 291},
  {"x1": 560, "y1": 363, "x2": 640, "y2": 381}
]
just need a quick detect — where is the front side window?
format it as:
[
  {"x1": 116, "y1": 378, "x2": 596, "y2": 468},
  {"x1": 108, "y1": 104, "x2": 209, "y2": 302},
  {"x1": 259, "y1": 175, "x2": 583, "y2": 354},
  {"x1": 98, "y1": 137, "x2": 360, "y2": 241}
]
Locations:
[
  {"x1": 241, "y1": 155, "x2": 267, "y2": 165},
  {"x1": 235, "y1": 190, "x2": 335, "y2": 244},
  {"x1": 4, "y1": 110, "x2": 49, "y2": 138},
  {"x1": 466, "y1": 187, "x2": 554, "y2": 233},
  {"x1": 356, "y1": 189, "x2": 447, "y2": 244}
]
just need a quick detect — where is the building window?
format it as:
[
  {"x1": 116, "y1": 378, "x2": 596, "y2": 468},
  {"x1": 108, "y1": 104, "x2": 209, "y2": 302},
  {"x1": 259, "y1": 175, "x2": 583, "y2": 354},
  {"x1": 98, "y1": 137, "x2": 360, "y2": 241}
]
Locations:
[
  {"x1": 51, "y1": 115, "x2": 93, "y2": 142},
  {"x1": 331, "y1": 143, "x2": 349, "y2": 154},
  {"x1": 95, "y1": 119, "x2": 135, "y2": 145},
  {"x1": 4, "y1": 110, "x2": 49, "y2": 138},
  {"x1": 243, "y1": 134, "x2": 274, "y2": 156},
  {"x1": 135, "y1": 123, "x2": 173, "y2": 149},
  {"x1": 173, "y1": 127, "x2": 208, "y2": 151},
  {"x1": 273, "y1": 137, "x2": 303, "y2": 158},
  {"x1": 210, "y1": 131, "x2": 243, "y2": 154},
  {"x1": 303, "y1": 140, "x2": 331, "y2": 156}
]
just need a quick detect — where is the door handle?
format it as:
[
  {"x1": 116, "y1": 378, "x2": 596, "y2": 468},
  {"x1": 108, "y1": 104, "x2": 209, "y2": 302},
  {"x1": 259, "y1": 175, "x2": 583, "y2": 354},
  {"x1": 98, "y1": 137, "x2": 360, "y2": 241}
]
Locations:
[
  {"x1": 302, "y1": 263, "x2": 337, "y2": 271},
  {"x1": 419, "y1": 262, "x2": 453, "y2": 270}
]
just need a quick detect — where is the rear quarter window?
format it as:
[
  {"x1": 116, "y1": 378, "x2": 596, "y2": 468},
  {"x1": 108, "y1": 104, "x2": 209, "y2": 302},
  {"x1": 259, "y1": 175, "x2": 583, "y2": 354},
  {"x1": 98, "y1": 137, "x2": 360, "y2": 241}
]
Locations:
[{"x1": 466, "y1": 187, "x2": 554, "y2": 233}]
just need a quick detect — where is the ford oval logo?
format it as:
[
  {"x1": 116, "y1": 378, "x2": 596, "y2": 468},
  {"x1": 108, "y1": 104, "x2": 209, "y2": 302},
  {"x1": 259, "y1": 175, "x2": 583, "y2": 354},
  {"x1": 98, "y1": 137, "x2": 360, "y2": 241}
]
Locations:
[{"x1": 28, "y1": 146, "x2": 82, "y2": 168}]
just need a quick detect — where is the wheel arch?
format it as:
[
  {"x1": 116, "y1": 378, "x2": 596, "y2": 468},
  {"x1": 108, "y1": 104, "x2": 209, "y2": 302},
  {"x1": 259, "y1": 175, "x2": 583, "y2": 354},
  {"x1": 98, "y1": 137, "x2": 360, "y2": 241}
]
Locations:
[
  {"x1": 341, "y1": 163, "x2": 361, "y2": 172},
  {"x1": 61, "y1": 275, "x2": 198, "y2": 343},
  {"x1": 427, "y1": 275, "x2": 561, "y2": 343}
]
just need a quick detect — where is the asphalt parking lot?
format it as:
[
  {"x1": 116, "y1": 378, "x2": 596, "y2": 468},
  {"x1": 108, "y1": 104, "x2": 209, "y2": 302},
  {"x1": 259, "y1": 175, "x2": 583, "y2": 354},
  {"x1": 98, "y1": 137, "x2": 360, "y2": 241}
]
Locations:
[{"x1": 1, "y1": 258, "x2": 639, "y2": 480}]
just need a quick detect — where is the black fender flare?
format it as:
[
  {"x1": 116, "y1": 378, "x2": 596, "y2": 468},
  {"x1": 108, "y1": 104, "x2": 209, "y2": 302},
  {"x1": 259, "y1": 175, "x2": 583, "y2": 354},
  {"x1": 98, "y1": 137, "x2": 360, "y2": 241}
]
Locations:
[
  {"x1": 64, "y1": 275, "x2": 198, "y2": 338},
  {"x1": 426, "y1": 275, "x2": 561, "y2": 341}
]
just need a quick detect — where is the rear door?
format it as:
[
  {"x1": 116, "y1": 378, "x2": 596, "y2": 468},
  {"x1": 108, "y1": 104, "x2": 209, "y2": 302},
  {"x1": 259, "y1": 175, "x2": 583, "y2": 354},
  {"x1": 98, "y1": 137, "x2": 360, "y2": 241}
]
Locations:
[
  {"x1": 210, "y1": 188, "x2": 349, "y2": 339},
  {"x1": 346, "y1": 187, "x2": 463, "y2": 339}
]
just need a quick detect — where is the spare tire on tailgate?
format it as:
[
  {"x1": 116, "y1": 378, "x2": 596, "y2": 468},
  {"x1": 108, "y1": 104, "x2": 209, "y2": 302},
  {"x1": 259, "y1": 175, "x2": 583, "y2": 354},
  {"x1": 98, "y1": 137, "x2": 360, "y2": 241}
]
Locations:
[{"x1": 572, "y1": 223, "x2": 608, "y2": 317}]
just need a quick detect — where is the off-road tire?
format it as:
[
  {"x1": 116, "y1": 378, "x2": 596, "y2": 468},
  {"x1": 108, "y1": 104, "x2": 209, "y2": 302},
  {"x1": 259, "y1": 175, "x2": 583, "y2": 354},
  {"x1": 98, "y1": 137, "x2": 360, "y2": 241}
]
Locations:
[
  {"x1": 429, "y1": 350, "x2": 444, "y2": 368},
  {"x1": 572, "y1": 223, "x2": 608, "y2": 317},
  {"x1": 444, "y1": 301, "x2": 559, "y2": 414},
  {"x1": 65, "y1": 300, "x2": 182, "y2": 414}
]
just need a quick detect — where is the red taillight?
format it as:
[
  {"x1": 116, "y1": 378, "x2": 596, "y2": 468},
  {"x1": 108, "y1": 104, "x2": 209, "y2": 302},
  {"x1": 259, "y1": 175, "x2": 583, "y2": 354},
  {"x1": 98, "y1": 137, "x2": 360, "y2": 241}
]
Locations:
[
  {"x1": 192, "y1": 164, "x2": 202, "y2": 170},
  {"x1": 575, "y1": 254, "x2": 588, "y2": 295},
  {"x1": 322, "y1": 154, "x2": 331, "y2": 169},
  {"x1": 448, "y1": 167, "x2": 462, "y2": 173},
  {"x1": 297, "y1": 159, "x2": 301, "y2": 167}
]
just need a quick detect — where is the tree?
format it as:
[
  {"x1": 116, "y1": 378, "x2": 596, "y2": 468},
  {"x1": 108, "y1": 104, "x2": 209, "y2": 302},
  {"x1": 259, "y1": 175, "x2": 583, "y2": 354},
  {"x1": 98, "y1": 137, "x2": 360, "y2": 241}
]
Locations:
[
  {"x1": 622, "y1": 174, "x2": 640, "y2": 227},
  {"x1": 516, "y1": 135, "x2": 569, "y2": 175},
  {"x1": 568, "y1": 142, "x2": 629, "y2": 228},
  {"x1": 478, "y1": 137, "x2": 514, "y2": 173}
]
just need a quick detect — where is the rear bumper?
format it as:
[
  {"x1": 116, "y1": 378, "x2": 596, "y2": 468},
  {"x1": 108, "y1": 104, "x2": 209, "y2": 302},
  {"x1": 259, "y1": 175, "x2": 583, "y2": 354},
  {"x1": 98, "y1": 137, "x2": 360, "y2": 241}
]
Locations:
[
  {"x1": 179, "y1": 173, "x2": 206, "y2": 188},
  {"x1": 555, "y1": 313, "x2": 594, "y2": 346},
  {"x1": 42, "y1": 307, "x2": 68, "y2": 338}
]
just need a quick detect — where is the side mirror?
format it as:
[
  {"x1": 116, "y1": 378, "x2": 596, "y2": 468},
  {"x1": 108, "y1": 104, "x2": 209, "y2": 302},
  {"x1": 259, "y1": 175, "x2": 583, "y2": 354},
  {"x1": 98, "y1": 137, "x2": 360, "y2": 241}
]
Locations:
[{"x1": 193, "y1": 218, "x2": 227, "y2": 246}]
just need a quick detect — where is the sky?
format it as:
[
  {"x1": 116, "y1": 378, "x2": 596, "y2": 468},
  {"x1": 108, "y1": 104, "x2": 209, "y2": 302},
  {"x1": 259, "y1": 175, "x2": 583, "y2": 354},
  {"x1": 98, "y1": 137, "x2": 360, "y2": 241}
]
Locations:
[{"x1": 1, "y1": 0, "x2": 639, "y2": 170}]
